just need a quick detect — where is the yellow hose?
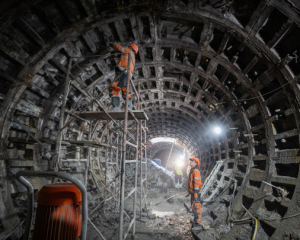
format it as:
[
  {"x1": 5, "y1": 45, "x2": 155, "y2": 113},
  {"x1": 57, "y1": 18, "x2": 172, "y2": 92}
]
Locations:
[{"x1": 252, "y1": 218, "x2": 258, "y2": 240}]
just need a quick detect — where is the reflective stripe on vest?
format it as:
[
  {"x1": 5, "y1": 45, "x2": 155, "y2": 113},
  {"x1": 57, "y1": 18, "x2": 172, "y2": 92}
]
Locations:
[
  {"x1": 118, "y1": 52, "x2": 135, "y2": 76},
  {"x1": 189, "y1": 177, "x2": 201, "y2": 181}
]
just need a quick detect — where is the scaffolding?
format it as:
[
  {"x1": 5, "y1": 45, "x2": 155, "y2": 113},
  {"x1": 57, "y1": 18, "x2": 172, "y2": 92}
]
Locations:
[{"x1": 53, "y1": 53, "x2": 149, "y2": 240}]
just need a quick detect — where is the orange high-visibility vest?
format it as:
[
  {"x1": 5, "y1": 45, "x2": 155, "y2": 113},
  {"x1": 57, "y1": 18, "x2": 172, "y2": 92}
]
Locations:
[
  {"x1": 188, "y1": 168, "x2": 201, "y2": 198},
  {"x1": 113, "y1": 43, "x2": 135, "y2": 77}
]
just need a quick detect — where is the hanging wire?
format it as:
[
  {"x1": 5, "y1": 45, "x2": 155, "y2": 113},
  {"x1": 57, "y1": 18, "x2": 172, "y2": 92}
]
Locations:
[{"x1": 216, "y1": 72, "x2": 300, "y2": 105}]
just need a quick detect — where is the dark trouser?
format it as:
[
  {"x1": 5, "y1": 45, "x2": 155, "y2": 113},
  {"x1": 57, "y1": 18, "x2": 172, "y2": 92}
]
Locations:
[
  {"x1": 109, "y1": 72, "x2": 131, "y2": 99},
  {"x1": 191, "y1": 195, "x2": 202, "y2": 225},
  {"x1": 175, "y1": 174, "x2": 182, "y2": 188}
]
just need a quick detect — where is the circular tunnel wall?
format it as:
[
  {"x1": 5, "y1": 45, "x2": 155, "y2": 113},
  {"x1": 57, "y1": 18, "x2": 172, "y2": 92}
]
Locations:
[{"x1": 0, "y1": 0, "x2": 300, "y2": 239}]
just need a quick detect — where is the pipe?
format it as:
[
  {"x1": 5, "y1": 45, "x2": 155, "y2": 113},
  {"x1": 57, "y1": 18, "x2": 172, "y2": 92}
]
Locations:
[
  {"x1": 54, "y1": 58, "x2": 72, "y2": 171},
  {"x1": 15, "y1": 176, "x2": 34, "y2": 240},
  {"x1": 15, "y1": 170, "x2": 87, "y2": 240}
]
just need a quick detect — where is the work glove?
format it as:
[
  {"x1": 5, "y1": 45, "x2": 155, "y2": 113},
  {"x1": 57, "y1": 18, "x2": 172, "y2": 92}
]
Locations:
[
  {"x1": 185, "y1": 194, "x2": 190, "y2": 197},
  {"x1": 194, "y1": 192, "x2": 202, "y2": 202},
  {"x1": 109, "y1": 42, "x2": 114, "y2": 47}
]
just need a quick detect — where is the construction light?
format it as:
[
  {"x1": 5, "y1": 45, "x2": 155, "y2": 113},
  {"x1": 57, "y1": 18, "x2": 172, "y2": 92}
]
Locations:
[
  {"x1": 179, "y1": 155, "x2": 184, "y2": 160},
  {"x1": 176, "y1": 160, "x2": 184, "y2": 167},
  {"x1": 214, "y1": 126, "x2": 221, "y2": 134}
]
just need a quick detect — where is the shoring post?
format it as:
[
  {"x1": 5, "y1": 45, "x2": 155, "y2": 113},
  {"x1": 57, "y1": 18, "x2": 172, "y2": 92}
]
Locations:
[
  {"x1": 132, "y1": 80, "x2": 140, "y2": 237},
  {"x1": 85, "y1": 120, "x2": 92, "y2": 186},
  {"x1": 103, "y1": 129, "x2": 109, "y2": 213},
  {"x1": 115, "y1": 132, "x2": 119, "y2": 209},
  {"x1": 144, "y1": 120, "x2": 147, "y2": 198},
  {"x1": 54, "y1": 57, "x2": 72, "y2": 171},
  {"x1": 138, "y1": 82, "x2": 143, "y2": 219},
  {"x1": 119, "y1": 51, "x2": 132, "y2": 240}
]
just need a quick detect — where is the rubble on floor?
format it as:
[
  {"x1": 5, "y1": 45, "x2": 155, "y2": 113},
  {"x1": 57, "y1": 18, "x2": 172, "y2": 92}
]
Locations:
[{"x1": 126, "y1": 159, "x2": 174, "y2": 188}]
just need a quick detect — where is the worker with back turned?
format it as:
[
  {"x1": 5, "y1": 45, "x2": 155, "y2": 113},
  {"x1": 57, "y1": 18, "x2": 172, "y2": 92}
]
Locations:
[
  {"x1": 188, "y1": 157, "x2": 203, "y2": 231},
  {"x1": 109, "y1": 42, "x2": 138, "y2": 111}
]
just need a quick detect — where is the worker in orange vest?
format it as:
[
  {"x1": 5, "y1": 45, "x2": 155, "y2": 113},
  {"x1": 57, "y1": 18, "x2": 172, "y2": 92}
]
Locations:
[
  {"x1": 188, "y1": 157, "x2": 203, "y2": 231},
  {"x1": 109, "y1": 43, "x2": 138, "y2": 111}
]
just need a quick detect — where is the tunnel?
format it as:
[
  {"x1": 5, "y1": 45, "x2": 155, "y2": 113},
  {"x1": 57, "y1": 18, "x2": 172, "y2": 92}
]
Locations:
[{"x1": 1, "y1": 0, "x2": 300, "y2": 239}]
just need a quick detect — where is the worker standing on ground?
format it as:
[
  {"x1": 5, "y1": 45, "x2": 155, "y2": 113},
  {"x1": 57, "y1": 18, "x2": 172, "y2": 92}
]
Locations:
[
  {"x1": 188, "y1": 157, "x2": 203, "y2": 231},
  {"x1": 109, "y1": 42, "x2": 138, "y2": 111},
  {"x1": 174, "y1": 160, "x2": 183, "y2": 189}
]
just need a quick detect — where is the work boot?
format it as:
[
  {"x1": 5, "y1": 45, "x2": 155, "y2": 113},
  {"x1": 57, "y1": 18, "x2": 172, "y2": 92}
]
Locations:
[
  {"x1": 111, "y1": 96, "x2": 120, "y2": 111},
  {"x1": 192, "y1": 224, "x2": 203, "y2": 231},
  {"x1": 128, "y1": 98, "x2": 132, "y2": 110}
]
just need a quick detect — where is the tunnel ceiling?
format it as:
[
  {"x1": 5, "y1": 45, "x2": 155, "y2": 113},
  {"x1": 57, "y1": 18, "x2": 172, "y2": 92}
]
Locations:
[
  {"x1": 0, "y1": 0, "x2": 299, "y2": 154},
  {"x1": 147, "y1": 141, "x2": 185, "y2": 161},
  {"x1": 0, "y1": 1, "x2": 300, "y2": 167},
  {"x1": 1, "y1": 0, "x2": 300, "y2": 238}
]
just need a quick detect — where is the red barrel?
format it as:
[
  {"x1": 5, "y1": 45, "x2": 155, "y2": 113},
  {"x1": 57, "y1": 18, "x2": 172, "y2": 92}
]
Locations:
[{"x1": 32, "y1": 183, "x2": 82, "y2": 240}]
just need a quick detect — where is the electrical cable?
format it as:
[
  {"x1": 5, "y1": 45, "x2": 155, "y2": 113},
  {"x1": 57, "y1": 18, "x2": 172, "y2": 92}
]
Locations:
[
  {"x1": 252, "y1": 218, "x2": 258, "y2": 240},
  {"x1": 153, "y1": 192, "x2": 186, "y2": 206},
  {"x1": 262, "y1": 212, "x2": 300, "y2": 221},
  {"x1": 2, "y1": 219, "x2": 26, "y2": 240},
  {"x1": 215, "y1": 73, "x2": 300, "y2": 106}
]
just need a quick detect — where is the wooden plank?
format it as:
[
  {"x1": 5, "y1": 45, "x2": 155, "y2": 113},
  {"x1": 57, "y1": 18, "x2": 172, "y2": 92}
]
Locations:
[
  {"x1": 76, "y1": 110, "x2": 149, "y2": 120},
  {"x1": 7, "y1": 159, "x2": 34, "y2": 167},
  {"x1": 217, "y1": 32, "x2": 230, "y2": 53},
  {"x1": 245, "y1": 2, "x2": 274, "y2": 35},
  {"x1": 15, "y1": 99, "x2": 43, "y2": 117},
  {"x1": 199, "y1": 22, "x2": 214, "y2": 49},
  {"x1": 272, "y1": 0, "x2": 300, "y2": 28},
  {"x1": 79, "y1": 0, "x2": 97, "y2": 16},
  {"x1": 271, "y1": 176, "x2": 297, "y2": 185},
  {"x1": 82, "y1": 32, "x2": 97, "y2": 53},
  {"x1": 65, "y1": 139, "x2": 107, "y2": 147},
  {"x1": 267, "y1": 19, "x2": 293, "y2": 48}
]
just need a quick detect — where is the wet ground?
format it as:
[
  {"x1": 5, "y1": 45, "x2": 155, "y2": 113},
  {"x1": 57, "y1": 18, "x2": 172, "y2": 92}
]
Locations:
[{"x1": 88, "y1": 187, "x2": 210, "y2": 239}]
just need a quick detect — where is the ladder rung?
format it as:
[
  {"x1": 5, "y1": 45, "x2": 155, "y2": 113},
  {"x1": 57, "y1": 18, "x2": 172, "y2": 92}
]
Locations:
[
  {"x1": 142, "y1": 161, "x2": 147, "y2": 163},
  {"x1": 142, "y1": 178, "x2": 146, "y2": 182},
  {"x1": 125, "y1": 160, "x2": 137, "y2": 163},
  {"x1": 107, "y1": 162, "x2": 117, "y2": 164},
  {"x1": 126, "y1": 141, "x2": 137, "y2": 148}
]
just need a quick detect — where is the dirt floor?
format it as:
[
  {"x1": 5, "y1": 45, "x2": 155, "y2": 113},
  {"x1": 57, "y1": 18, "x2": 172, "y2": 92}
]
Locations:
[{"x1": 87, "y1": 187, "x2": 211, "y2": 240}]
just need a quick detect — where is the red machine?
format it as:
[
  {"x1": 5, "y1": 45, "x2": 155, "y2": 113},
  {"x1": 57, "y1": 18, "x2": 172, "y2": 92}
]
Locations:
[{"x1": 32, "y1": 183, "x2": 82, "y2": 240}]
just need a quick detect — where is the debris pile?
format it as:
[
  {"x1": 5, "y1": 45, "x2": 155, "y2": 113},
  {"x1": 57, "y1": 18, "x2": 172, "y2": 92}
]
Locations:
[{"x1": 125, "y1": 159, "x2": 174, "y2": 188}]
